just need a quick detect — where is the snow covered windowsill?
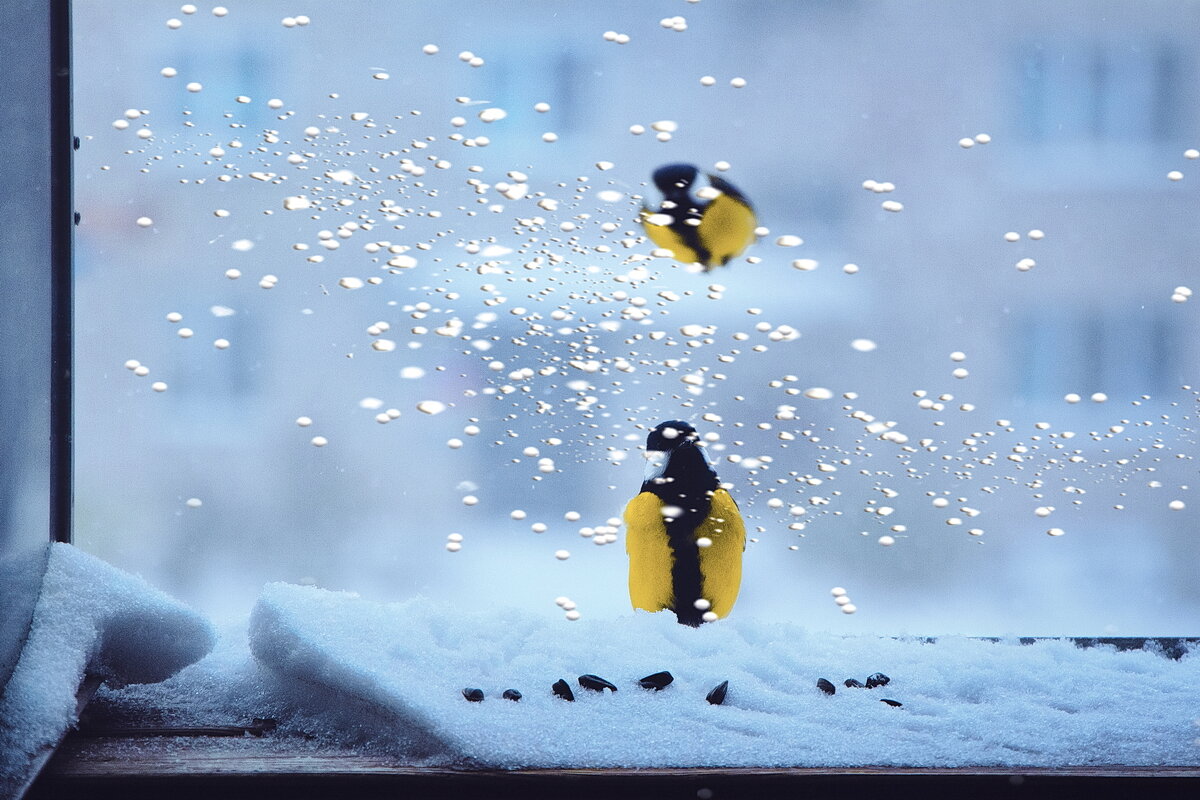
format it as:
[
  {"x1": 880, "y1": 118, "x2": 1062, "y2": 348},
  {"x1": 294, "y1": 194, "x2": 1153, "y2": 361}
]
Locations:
[{"x1": 6, "y1": 547, "x2": 1200, "y2": 799}]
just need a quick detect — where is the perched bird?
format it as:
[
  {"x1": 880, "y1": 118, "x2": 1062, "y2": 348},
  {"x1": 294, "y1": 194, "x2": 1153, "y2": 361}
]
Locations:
[
  {"x1": 641, "y1": 163, "x2": 757, "y2": 270},
  {"x1": 625, "y1": 421, "x2": 746, "y2": 625}
]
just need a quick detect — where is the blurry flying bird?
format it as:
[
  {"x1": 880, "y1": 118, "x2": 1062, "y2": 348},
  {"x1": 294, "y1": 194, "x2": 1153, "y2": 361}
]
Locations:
[
  {"x1": 641, "y1": 163, "x2": 757, "y2": 270},
  {"x1": 625, "y1": 420, "x2": 746, "y2": 626}
]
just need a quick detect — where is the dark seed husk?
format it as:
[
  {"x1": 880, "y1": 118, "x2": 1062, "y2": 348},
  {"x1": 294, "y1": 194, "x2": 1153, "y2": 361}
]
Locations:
[
  {"x1": 816, "y1": 678, "x2": 836, "y2": 695},
  {"x1": 578, "y1": 674, "x2": 618, "y2": 692},
  {"x1": 706, "y1": 680, "x2": 729, "y2": 705},
  {"x1": 865, "y1": 672, "x2": 891, "y2": 688},
  {"x1": 880, "y1": 698, "x2": 903, "y2": 707},
  {"x1": 638, "y1": 671, "x2": 674, "y2": 690},
  {"x1": 462, "y1": 688, "x2": 484, "y2": 702},
  {"x1": 844, "y1": 678, "x2": 865, "y2": 688},
  {"x1": 552, "y1": 679, "x2": 574, "y2": 701},
  {"x1": 502, "y1": 689, "x2": 522, "y2": 701}
]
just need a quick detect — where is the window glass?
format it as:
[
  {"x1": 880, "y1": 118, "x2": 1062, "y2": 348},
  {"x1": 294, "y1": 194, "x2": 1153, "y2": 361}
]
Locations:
[{"x1": 73, "y1": 0, "x2": 1200, "y2": 635}]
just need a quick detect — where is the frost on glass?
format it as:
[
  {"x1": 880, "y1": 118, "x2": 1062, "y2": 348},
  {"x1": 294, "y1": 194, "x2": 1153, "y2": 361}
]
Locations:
[{"x1": 73, "y1": 1, "x2": 1200, "y2": 636}]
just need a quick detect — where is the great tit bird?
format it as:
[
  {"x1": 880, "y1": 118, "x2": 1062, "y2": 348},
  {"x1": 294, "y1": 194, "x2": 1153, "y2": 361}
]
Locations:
[
  {"x1": 641, "y1": 163, "x2": 757, "y2": 270},
  {"x1": 625, "y1": 421, "x2": 746, "y2": 625}
]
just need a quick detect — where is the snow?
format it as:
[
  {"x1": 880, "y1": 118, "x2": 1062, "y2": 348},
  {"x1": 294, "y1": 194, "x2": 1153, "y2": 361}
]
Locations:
[
  {"x1": 7, "y1": 561, "x2": 1198, "y2": 777},
  {"x1": 235, "y1": 582, "x2": 1198, "y2": 768},
  {"x1": 0, "y1": 544, "x2": 214, "y2": 794}
]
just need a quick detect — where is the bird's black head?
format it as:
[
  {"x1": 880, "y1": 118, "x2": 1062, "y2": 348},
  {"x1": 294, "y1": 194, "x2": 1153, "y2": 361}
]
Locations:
[
  {"x1": 646, "y1": 420, "x2": 699, "y2": 452},
  {"x1": 652, "y1": 164, "x2": 700, "y2": 197}
]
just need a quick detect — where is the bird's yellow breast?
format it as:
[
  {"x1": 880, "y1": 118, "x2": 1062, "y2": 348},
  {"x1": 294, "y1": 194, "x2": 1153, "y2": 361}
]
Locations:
[
  {"x1": 640, "y1": 210, "x2": 704, "y2": 266},
  {"x1": 624, "y1": 488, "x2": 745, "y2": 618}
]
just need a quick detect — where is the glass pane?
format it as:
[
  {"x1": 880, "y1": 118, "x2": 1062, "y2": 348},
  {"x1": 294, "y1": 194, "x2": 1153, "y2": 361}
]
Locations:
[{"x1": 73, "y1": 0, "x2": 1200, "y2": 636}]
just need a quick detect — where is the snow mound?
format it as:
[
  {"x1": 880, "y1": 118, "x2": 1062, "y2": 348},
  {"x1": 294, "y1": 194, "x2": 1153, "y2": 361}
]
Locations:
[
  {"x1": 0, "y1": 543, "x2": 215, "y2": 794},
  {"x1": 250, "y1": 583, "x2": 1200, "y2": 768}
]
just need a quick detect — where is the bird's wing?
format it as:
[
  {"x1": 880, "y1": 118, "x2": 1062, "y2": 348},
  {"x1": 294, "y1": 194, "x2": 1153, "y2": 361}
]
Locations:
[
  {"x1": 698, "y1": 192, "x2": 757, "y2": 268},
  {"x1": 624, "y1": 491, "x2": 675, "y2": 613},
  {"x1": 706, "y1": 174, "x2": 752, "y2": 206},
  {"x1": 696, "y1": 488, "x2": 746, "y2": 617}
]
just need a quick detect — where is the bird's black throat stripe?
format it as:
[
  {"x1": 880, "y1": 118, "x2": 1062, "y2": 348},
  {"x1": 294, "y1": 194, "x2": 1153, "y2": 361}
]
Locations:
[
  {"x1": 641, "y1": 441, "x2": 719, "y2": 626},
  {"x1": 663, "y1": 192, "x2": 711, "y2": 267}
]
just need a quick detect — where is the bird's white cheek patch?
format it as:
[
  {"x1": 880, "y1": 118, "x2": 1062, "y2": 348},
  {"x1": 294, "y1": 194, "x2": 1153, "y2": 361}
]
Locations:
[{"x1": 643, "y1": 450, "x2": 668, "y2": 482}]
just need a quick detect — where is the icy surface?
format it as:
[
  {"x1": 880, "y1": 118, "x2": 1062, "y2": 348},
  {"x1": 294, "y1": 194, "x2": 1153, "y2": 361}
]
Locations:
[
  {"x1": 245, "y1": 583, "x2": 1200, "y2": 768},
  {"x1": 0, "y1": 543, "x2": 214, "y2": 793}
]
